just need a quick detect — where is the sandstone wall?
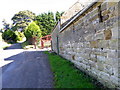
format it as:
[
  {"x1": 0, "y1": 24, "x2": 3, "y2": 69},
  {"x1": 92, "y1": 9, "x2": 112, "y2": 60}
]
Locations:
[
  {"x1": 51, "y1": 22, "x2": 60, "y2": 53},
  {"x1": 52, "y1": 1, "x2": 119, "y2": 89}
]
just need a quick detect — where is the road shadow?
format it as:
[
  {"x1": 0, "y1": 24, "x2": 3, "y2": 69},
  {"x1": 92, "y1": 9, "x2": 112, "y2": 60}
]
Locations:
[
  {"x1": 3, "y1": 51, "x2": 39, "y2": 72},
  {"x1": 2, "y1": 50, "x2": 53, "y2": 88},
  {"x1": 2, "y1": 51, "x2": 48, "y2": 72},
  {"x1": 2, "y1": 51, "x2": 25, "y2": 73},
  {"x1": 4, "y1": 43, "x2": 22, "y2": 50}
]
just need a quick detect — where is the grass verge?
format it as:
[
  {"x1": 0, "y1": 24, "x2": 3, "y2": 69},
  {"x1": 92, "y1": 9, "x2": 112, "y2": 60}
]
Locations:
[
  {"x1": 45, "y1": 51, "x2": 98, "y2": 88},
  {"x1": 21, "y1": 41, "x2": 34, "y2": 49},
  {"x1": 3, "y1": 46, "x2": 9, "y2": 50},
  {"x1": 21, "y1": 41, "x2": 28, "y2": 49}
]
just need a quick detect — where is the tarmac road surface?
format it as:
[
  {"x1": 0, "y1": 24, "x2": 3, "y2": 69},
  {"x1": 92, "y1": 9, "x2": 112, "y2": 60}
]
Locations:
[{"x1": 1, "y1": 43, "x2": 53, "y2": 88}]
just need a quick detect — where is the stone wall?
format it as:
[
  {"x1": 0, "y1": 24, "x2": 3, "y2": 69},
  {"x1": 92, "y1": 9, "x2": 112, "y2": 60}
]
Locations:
[
  {"x1": 52, "y1": 1, "x2": 119, "y2": 89},
  {"x1": 51, "y1": 22, "x2": 60, "y2": 53}
]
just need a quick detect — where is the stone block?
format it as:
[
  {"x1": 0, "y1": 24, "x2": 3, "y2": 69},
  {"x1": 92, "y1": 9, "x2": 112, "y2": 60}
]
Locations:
[
  {"x1": 96, "y1": 61, "x2": 104, "y2": 71},
  {"x1": 98, "y1": 40, "x2": 109, "y2": 48},
  {"x1": 95, "y1": 23, "x2": 105, "y2": 32},
  {"x1": 90, "y1": 41, "x2": 98, "y2": 48},
  {"x1": 99, "y1": 72, "x2": 110, "y2": 81},
  {"x1": 86, "y1": 67, "x2": 91, "y2": 72},
  {"x1": 74, "y1": 61, "x2": 86, "y2": 70},
  {"x1": 104, "y1": 64, "x2": 113, "y2": 75},
  {"x1": 89, "y1": 14, "x2": 99, "y2": 22},
  {"x1": 101, "y1": 2, "x2": 107, "y2": 11},
  {"x1": 97, "y1": 55, "x2": 106, "y2": 63},
  {"x1": 118, "y1": 50, "x2": 120, "y2": 58},
  {"x1": 119, "y1": 39, "x2": 120, "y2": 50},
  {"x1": 84, "y1": 34, "x2": 94, "y2": 41},
  {"x1": 105, "y1": 58, "x2": 118, "y2": 67},
  {"x1": 92, "y1": 18, "x2": 99, "y2": 25},
  {"x1": 91, "y1": 67, "x2": 97, "y2": 73},
  {"x1": 79, "y1": 53, "x2": 90, "y2": 60},
  {"x1": 89, "y1": 60, "x2": 96, "y2": 67},
  {"x1": 104, "y1": 29, "x2": 112, "y2": 40},
  {"x1": 102, "y1": 10, "x2": 110, "y2": 16},
  {"x1": 84, "y1": 48, "x2": 92, "y2": 54},
  {"x1": 110, "y1": 75, "x2": 119, "y2": 86},
  {"x1": 90, "y1": 54, "x2": 97, "y2": 62},
  {"x1": 78, "y1": 42, "x2": 84, "y2": 48},
  {"x1": 92, "y1": 48, "x2": 101, "y2": 55},
  {"x1": 90, "y1": 8, "x2": 99, "y2": 17},
  {"x1": 111, "y1": 27, "x2": 118, "y2": 39},
  {"x1": 109, "y1": 39, "x2": 118, "y2": 49},
  {"x1": 107, "y1": 2, "x2": 117, "y2": 8},
  {"x1": 76, "y1": 57, "x2": 84, "y2": 62},
  {"x1": 112, "y1": 67, "x2": 118, "y2": 77},
  {"x1": 105, "y1": 17, "x2": 118, "y2": 28},
  {"x1": 107, "y1": 50, "x2": 118, "y2": 59},
  {"x1": 95, "y1": 31, "x2": 104, "y2": 40},
  {"x1": 109, "y1": 6, "x2": 117, "y2": 18},
  {"x1": 102, "y1": 15, "x2": 109, "y2": 21}
]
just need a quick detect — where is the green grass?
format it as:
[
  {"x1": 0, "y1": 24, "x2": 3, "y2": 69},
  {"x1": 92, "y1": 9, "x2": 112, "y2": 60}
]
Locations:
[
  {"x1": 21, "y1": 41, "x2": 28, "y2": 48},
  {"x1": 21, "y1": 41, "x2": 34, "y2": 49},
  {"x1": 45, "y1": 51, "x2": 97, "y2": 88},
  {"x1": 3, "y1": 46, "x2": 9, "y2": 49}
]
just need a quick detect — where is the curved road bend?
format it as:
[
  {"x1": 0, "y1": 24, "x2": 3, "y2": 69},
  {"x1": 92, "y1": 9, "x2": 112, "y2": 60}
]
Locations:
[{"x1": 1, "y1": 43, "x2": 53, "y2": 88}]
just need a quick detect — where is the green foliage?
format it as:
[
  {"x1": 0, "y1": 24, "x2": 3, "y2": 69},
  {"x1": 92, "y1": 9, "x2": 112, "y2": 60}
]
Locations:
[
  {"x1": 24, "y1": 22, "x2": 42, "y2": 44},
  {"x1": 2, "y1": 19, "x2": 10, "y2": 32},
  {"x1": 15, "y1": 31, "x2": 25, "y2": 41},
  {"x1": 36, "y1": 11, "x2": 62, "y2": 36},
  {"x1": 21, "y1": 41, "x2": 30, "y2": 49},
  {"x1": 45, "y1": 51, "x2": 97, "y2": 88},
  {"x1": 2, "y1": 29, "x2": 17, "y2": 43},
  {"x1": 11, "y1": 10, "x2": 36, "y2": 31},
  {"x1": 36, "y1": 12, "x2": 55, "y2": 36},
  {"x1": 55, "y1": 11, "x2": 62, "y2": 21}
]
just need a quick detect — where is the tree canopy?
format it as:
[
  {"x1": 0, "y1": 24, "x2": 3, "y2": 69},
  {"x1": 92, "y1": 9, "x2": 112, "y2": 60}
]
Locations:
[
  {"x1": 1, "y1": 11, "x2": 63, "y2": 45},
  {"x1": 11, "y1": 10, "x2": 36, "y2": 31},
  {"x1": 2, "y1": 29, "x2": 18, "y2": 43},
  {"x1": 2, "y1": 19, "x2": 10, "y2": 31},
  {"x1": 24, "y1": 22, "x2": 42, "y2": 40},
  {"x1": 35, "y1": 11, "x2": 63, "y2": 36}
]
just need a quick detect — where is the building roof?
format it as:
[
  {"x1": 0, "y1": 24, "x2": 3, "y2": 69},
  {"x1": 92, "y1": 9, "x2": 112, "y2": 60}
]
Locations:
[
  {"x1": 60, "y1": 0, "x2": 99, "y2": 32},
  {"x1": 61, "y1": 1, "x2": 84, "y2": 24}
]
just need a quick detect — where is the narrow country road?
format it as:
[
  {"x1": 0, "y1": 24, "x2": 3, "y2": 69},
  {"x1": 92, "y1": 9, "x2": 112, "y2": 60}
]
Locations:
[{"x1": 1, "y1": 43, "x2": 53, "y2": 88}]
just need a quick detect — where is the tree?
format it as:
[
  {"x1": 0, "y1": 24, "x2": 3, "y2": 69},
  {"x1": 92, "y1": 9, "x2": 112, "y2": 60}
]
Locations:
[
  {"x1": 24, "y1": 22, "x2": 42, "y2": 45},
  {"x1": 55, "y1": 11, "x2": 61, "y2": 21},
  {"x1": 36, "y1": 12, "x2": 53, "y2": 36},
  {"x1": 2, "y1": 19, "x2": 10, "y2": 31},
  {"x1": 11, "y1": 10, "x2": 36, "y2": 31},
  {"x1": 35, "y1": 11, "x2": 63, "y2": 36},
  {"x1": 2, "y1": 29, "x2": 18, "y2": 43}
]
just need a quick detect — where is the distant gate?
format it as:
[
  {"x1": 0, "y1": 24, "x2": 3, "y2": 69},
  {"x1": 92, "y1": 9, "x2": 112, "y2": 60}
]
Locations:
[{"x1": 40, "y1": 35, "x2": 51, "y2": 49}]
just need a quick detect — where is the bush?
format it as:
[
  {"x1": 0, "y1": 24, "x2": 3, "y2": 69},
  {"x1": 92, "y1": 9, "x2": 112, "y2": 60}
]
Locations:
[
  {"x1": 2, "y1": 29, "x2": 17, "y2": 43},
  {"x1": 24, "y1": 22, "x2": 42, "y2": 44},
  {"x1": 15, "y1": 31, "x2": 25, "y2": 41}
]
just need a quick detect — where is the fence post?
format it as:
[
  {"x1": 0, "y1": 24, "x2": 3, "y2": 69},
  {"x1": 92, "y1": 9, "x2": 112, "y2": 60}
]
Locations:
[
  {"x1": 57, "y1": 35, "x2": 59, "y2": 55},
  {"x1": 41, "y1": 40, "x2": 44, "y2": 49}
]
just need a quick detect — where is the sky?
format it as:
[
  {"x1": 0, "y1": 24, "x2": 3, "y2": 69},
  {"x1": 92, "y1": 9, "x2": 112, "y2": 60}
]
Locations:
[{"x1": 0, "y1": 0, "x2": 80, "y2": 28}]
